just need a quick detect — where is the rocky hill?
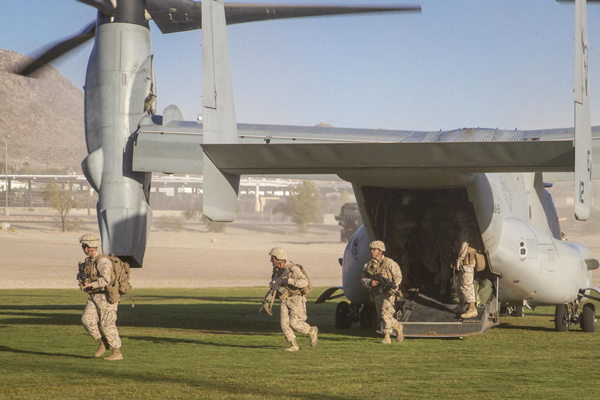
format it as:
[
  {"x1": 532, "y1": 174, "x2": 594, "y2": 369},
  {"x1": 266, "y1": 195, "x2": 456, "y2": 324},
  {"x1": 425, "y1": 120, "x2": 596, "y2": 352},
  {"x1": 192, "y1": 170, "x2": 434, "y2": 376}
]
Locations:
[{"x1": 0, "y1": 49, "x2": 87, "y2": 174}]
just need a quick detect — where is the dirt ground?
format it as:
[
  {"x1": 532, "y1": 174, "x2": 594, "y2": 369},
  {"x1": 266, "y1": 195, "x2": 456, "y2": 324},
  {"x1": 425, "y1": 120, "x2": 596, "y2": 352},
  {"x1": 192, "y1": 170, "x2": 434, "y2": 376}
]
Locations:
[
  {"x1": 0, "y1": 208, "x2": 598, "y2": 289},
  {"x1": 0, "y1": 208, "x2": 347, "y2": 289}
]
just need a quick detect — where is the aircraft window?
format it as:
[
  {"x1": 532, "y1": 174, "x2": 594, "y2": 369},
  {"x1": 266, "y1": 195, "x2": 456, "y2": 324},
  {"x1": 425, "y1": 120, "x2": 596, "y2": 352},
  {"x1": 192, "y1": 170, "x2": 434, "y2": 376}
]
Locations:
[
  {"x1": 520, "y1": 249, "x2": 526, "y2": 255},
  {"x1": 520, "y1": 241, "x2": 525, "y2": 247}
]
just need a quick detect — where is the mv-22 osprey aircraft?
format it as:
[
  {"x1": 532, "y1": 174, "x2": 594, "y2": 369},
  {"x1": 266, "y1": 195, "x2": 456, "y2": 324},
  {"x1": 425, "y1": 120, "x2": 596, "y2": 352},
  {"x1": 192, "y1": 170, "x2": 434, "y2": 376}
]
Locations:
[{"x1": 17, "y1": 0, "x2": 600, "y2": 337}]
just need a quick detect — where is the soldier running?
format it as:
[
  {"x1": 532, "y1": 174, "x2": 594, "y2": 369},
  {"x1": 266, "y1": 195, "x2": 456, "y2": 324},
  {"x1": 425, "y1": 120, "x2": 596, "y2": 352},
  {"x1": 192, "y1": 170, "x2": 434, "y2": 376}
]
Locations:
[
  {"x1": 78, "y1": 234, "x2": 123, "y2": 361},
  {"x1": 361, "y1": 241, "x2": 404, "y2": 344},
  {"x1": 268, "y1": 247, "x2": 318, "y2": 352}
]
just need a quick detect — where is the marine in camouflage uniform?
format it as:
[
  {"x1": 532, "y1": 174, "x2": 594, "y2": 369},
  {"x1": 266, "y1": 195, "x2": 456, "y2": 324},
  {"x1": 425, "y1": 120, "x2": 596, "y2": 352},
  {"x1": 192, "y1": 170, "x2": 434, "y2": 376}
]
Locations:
[
  {"x1": 78, "y1": 234, "x2": 123, "y2": 361},
  {"x1": 454, "y1": 212, "x2": 478, "y2": 319},
  {"x1": 361, "y1": 241, "x2": 404, "y2": 344},
  {"x1": 269, "y1": 247, "x2": 318, "y2": 352}
]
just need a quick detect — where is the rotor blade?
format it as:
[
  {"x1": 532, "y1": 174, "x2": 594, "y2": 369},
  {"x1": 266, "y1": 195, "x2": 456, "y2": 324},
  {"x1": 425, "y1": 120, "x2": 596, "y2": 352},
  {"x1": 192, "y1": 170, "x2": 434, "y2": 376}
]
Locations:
[
  {"x1": 147, "y1": 0, "x2": 420, "y2": 34},
  {"x1": 77, "y1": 0, "x2": 116, "y2": 15},
  {"x1": 18, "y1": 21, "x2": 96, "y2": 77},
  {"x1": 224, "y1": 4, "x2": 421, "y2": 25}
]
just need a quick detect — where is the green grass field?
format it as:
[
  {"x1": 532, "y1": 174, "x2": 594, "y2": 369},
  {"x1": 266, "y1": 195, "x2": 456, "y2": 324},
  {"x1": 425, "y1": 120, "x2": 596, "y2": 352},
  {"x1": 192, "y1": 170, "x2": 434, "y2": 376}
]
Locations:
[{"x1": 1, "y1": 288, "x2": 599, "y2": 399}]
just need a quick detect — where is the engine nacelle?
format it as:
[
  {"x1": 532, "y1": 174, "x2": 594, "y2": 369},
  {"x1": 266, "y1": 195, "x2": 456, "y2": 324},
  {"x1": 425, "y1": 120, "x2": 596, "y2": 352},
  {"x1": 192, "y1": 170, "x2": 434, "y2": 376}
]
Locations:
[{"x1": 83, "y1": 21, "x2": 154, "y2": 268}]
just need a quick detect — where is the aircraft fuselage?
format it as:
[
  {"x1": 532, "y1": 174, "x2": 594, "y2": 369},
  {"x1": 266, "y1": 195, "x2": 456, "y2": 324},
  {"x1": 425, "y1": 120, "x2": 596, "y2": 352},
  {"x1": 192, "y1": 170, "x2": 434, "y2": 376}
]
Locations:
[{"x1": 341, "y1": 171, "x2": 594, "y2": 307}]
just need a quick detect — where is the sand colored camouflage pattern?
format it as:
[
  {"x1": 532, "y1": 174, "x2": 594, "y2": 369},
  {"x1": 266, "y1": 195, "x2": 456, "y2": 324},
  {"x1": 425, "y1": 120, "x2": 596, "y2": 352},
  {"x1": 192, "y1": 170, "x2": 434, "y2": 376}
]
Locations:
[
  {"x1": 275, "y1": 261, "x2": 314, "y2": 342},
  {"x1": 79, "y1": 233, "x2": 100, "y2": 248},
  {"x1": 284, "y1": 262, "x2": 308, "y2": 290},
  {"x1": 361, "y1": 256, "x2": 402, "y2": 334},
  {"x1": 455, "y1": 226, "x2": 476, "y2": 303},
  {"x1": 369, "y1": 240, "x2": 386, "y2": 252},
  {"x1": 374, "y1": 292, "x2": 399, "y2": 334},
  {"x1": 81, "y1": 254, "x2": 122, "y2": 349},
  {"x1": 361, "y1": 257, "x2": 402, "y2": 295},
  {"x1": 272, "y1": 262, "x2": 309, "y2": 297},
  {"x1": 280, "y1": 295, "x2": 312, "y2": 342},
  {"x1": 269, "y1": 247, "x2": 288, "y2": 260},
  {"x1": 82, "y1": 294, "x2": 122, "y2": 349}
]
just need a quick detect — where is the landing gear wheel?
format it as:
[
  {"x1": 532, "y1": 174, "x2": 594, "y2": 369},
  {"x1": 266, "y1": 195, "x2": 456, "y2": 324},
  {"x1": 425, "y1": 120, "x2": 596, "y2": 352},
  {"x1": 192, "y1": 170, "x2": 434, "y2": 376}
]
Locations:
[
  {"x1": 555, "y1": 304, "x2": 569, "y2": 332},
  {"x1": 359, "y1": 303, "x2": 377, "y2": 329},
  {"x1": 515, "y1": 306, "x2": 524, "y2": 317},
  {"x1": 582, "y1": 303, "x2": 596, "y2": 333},
  {"x1": 336, "y1": 301, "x2": 352, "y2": 329}
]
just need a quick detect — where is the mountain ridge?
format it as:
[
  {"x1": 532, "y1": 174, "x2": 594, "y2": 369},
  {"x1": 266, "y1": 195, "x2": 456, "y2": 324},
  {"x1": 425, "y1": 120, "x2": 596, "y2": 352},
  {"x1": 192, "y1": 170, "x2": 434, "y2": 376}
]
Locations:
[{"x1": 0, "y1": 49, "x2": 87, "y2": 174}]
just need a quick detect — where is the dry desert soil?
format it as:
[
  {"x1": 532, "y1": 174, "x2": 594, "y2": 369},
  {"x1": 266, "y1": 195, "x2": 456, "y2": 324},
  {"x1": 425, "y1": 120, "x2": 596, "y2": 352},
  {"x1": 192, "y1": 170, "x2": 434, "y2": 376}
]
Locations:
[{"x1": 0, "y1": 208, "x2": 598, "y2": 289}]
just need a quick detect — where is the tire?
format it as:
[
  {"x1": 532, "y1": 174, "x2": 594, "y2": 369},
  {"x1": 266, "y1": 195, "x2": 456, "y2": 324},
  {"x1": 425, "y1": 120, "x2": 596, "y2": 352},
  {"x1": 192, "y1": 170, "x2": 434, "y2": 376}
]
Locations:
[
  {"x1": 359, "y1": 303, "x2": 377, "y2": 329},
  {"x1": 336, "y1": 301, "x2": 352, "y2": 329},
  {"x1": 555, "y1": 304, "x2": 569, "y2": 332},
  {"x1": 515, "y1": 306, "x2": 524, "y2": 317},
  {"x1": 582, "y1": 303, "x2": 596, "y2": 333}
]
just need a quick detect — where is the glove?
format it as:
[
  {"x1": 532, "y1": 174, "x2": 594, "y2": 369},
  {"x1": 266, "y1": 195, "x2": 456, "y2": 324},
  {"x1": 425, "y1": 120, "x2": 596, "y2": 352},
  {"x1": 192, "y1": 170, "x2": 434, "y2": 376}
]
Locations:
[{"x1": 280, "y1": 278, "x2": 289, "y2": 286}]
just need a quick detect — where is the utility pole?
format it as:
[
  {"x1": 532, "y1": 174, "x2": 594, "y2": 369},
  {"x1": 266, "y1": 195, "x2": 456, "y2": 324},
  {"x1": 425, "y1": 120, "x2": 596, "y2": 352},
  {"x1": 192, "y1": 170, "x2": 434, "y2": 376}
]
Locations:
[{"x1": 2, "y1": 135, "x2": 11, "y2": 216}]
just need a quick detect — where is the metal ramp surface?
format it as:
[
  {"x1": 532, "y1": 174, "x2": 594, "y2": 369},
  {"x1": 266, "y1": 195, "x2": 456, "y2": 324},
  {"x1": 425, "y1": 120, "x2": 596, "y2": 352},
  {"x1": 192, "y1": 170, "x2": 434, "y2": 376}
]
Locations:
[{"x1": 398, "y1": 292, "x2": 499, "y2": 338}]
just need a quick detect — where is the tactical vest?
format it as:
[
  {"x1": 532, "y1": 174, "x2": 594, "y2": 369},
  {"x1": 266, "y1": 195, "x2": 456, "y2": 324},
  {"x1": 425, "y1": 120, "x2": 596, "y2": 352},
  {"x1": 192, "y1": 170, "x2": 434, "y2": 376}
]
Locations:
[
  {"x1": 83, "y1": 256, "x2": 101, "y2": 294},
  {"x1": 84, "y1": 254, "x2": 133, "y2": 304},
  {"x1": 280, "y1": 262, "x2": 313, "y2": 297},
  {"x1": 365, "y1": 257, "x2": 395, "y2": 282}
]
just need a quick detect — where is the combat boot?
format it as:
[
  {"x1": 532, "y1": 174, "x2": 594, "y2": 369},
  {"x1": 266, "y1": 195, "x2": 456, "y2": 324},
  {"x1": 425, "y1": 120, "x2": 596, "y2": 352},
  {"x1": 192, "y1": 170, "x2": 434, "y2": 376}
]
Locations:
[
  {"x1": 103, "y1": 348, "x2": 123, "y2": 361},
  {"x1": 457, "y1": 299, "x2": 465, "y2": 315},
  {"x1": 309, "y1": 327, "x2": 318, "y2": 347},
  {"x1": 94, "y1": 338, "x2": 109, "y2": 358},
  {"x1": 381, "y1": 333, "x2": 391, "y2": 344},
  {"x1": 284, "y1": 339, "x2": 300, "y2": 352},
  {"x1": 461, "y1": 302, "x2": 478, "y2": 319},
  {"x1": 394, "y1": 324, "x2": 404, "y2": 343}
]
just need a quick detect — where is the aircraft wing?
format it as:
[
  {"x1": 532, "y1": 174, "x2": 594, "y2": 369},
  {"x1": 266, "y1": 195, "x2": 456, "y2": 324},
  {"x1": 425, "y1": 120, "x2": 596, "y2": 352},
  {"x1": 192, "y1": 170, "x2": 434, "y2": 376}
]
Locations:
[
  {"x1": 200, "y1": 140, "x2": 575, "y2": 175},
  {"x1": 133, "y1": 121, "x2": 600, "y2": 177}
]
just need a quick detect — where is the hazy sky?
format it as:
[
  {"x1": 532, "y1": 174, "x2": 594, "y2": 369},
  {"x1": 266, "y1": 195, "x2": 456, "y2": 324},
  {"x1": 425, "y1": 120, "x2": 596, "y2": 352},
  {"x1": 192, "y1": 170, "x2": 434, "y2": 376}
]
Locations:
[{"x1": 2, "y1": 0, "x2": 600, "y2": 131}]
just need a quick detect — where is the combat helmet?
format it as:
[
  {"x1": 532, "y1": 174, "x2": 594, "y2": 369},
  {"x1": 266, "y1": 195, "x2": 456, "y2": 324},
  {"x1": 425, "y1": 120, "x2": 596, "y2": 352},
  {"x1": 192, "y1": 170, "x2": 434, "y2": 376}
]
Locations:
[
  {"x1": 269, "y1": 247, "x2": 288, "y2": 260},
  {"x1": 369, "y1": 240, "x2": 386, "y2": 252},
  {"x1": 79, "y1": 233, "x2": 100, "y2": 248}
]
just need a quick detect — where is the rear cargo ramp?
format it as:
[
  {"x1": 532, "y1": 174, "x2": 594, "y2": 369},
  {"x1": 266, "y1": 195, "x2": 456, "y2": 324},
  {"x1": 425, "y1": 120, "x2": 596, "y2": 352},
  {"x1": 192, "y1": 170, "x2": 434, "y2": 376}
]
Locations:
[{"x1": 398, "y1": 291, "x2": 499, "y2": 338}]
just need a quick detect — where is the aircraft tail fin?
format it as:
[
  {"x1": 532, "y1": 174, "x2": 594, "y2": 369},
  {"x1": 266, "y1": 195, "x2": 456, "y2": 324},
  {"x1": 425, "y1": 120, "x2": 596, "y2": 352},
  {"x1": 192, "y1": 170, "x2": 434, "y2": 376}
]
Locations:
[
  {"x1": 201, "y1": 0, "x2": 240, "y2": 222},
  {"x1": 573, "y1": 0, "x2": 592, "y2": 220}
]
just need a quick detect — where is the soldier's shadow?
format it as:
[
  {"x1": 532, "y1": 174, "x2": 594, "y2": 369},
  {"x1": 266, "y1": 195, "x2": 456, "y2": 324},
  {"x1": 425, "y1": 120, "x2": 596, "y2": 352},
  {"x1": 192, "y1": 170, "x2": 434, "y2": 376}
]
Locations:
[
  {"x1": 494, "y1": 322, "x2": 555, "y2": 332},
  {"x1": 0, "y1": 345, "x2": 89, "y2": 359},
  {"x1": 126, "y1": 335, "x2": 280, "y2": 349}
]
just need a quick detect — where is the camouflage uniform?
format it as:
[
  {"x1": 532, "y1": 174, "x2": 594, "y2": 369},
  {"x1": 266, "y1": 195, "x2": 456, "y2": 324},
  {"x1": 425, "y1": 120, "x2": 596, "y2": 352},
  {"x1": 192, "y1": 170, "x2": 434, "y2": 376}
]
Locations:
[
  {"x1": 273, "y1": 262, "x2": 313, "y2": 342},
  {"x1": 361, "y1": 257, "x2": 402, "y2": 334},
  {"x1": 455, "y1": 225, "x2": 476, "y2": 304},
  {"x1": 81, "y1": 254, "x2": 122, "y2": 349}
]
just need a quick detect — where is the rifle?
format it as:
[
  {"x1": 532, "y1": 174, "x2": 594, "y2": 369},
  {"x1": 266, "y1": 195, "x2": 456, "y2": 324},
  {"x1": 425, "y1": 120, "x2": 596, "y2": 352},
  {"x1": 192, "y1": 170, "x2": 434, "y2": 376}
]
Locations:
[
  {"x1": 363, "y1": 270, "x2": 401, "y2": 297},
  {"x1": 259, "y1": 268, "x2": 292, "y2": 315},
  {"x1": 77, "y1": 260, "x2": 90, "y2": 291}
]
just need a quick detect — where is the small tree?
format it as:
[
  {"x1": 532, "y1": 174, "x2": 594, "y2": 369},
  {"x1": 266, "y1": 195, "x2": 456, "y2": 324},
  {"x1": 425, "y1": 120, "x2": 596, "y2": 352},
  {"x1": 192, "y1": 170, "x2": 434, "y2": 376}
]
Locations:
[
  {"x1": 181, "y1": 195, "x2": 228, "y2": 233},
  {"x1": 273, "y1": 180, "x2": 321, "y2": 234},
  {"x1": 43, "y1": 181, "x2": 83, "y2": 232}
]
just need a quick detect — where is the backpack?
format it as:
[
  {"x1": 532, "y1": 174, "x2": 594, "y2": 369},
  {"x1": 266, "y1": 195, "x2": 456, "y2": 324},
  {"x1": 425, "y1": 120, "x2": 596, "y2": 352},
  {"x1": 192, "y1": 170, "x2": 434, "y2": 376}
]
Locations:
[
  {"x1": 98, "y1": 254, "x2": 134, "y2": 306},
  {"x1": 296, "y1": 264, "x2": 313, "y2": 296}
]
